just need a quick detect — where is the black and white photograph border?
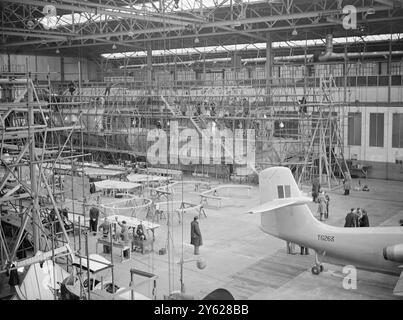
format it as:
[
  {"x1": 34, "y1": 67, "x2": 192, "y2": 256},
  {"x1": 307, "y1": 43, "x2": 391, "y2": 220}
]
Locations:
[{"x1": 0, "y1": 0, "x2": 402, "y2": 304}]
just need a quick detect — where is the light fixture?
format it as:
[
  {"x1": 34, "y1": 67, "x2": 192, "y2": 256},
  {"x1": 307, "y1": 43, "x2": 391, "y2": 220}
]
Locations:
[
  {"x1": 279, "y1": 121, "x2": 285, "y2": 128},
  {"x1": 292, "y1": 28, "x2": 298, "y2": 36},
  {"x1": 27, "y1": 20, "x2": 35, "y2": 29},
  {"x1": 367, "y1": 6, "x2": 375, "y2": 15},
  {"x1": 194, "y1": 37, "x2": 199, "y2": 44},
  {"x1": 112, "y1": 43, "x2": 117, "y2": 50},
  {"x1": 55, "y1": 48, "x2": 60, "y2": 54}
]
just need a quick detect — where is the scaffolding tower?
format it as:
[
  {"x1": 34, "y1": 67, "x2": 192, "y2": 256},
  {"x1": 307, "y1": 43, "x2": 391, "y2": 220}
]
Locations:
[
  {"x1": 0, "y1": 64, "x2": 89, "y2": 299},
  {"x1": 297, "y1": 74, "x2": 350, "y2": 189}
]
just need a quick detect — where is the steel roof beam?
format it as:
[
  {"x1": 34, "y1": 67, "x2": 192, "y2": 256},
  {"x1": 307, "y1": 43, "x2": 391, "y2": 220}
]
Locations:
[
  {"x1": 3, "y1": 0, "x2": 192, "y2": 26},
  {"x1": 0, "y1": 30, "x2": 67, "y2": 40},
  {"x1": 8, "y1": 15, "x2": 402, "y2": 54},
  {"x1": 5, "y1": 3, "x2": 395, "y2": 44}
]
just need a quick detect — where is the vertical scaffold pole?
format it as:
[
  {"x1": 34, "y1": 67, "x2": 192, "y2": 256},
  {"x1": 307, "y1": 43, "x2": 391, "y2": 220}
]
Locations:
[{"x1": 27, "y1": 59, "x2": 41, "y2": 253}]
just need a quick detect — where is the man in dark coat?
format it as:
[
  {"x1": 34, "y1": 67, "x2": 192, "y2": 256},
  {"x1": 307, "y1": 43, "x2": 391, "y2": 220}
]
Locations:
[
  {"x1": 344, "y1": 208, "x2": 357, "y2": 227},
  {"x1": 359, "y1": 210, "x2": 370, "y2": 227},
  {"x1": 325, "y1": 193, "x2": 330, "y2": 219},
  {"x1": 312, "y1": 179, "x2": 320, "y2": 202},
  {"x1": 89, "y1": 206, "x2": 100, "y2": 235},
  {"x1": 190, "y1": 216, "x2": 203, "y2": 255},
  {"x1": 68, "y1": 81, "x2": 76, "y2": 96},
  {"x1": 90, "y1": 183, "x2": 96, "y2": 194},
  {"x1": 343, "y1": 176, "x2": 351, "y2": 195}
]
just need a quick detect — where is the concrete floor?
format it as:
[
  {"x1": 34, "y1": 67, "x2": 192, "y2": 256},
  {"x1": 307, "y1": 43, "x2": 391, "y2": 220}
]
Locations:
[{"x1": 72, "y1": 176, "x2": 403, "y2": 300}]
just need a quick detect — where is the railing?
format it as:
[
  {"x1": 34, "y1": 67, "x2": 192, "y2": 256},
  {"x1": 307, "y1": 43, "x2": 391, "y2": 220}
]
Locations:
[{"x1": 77, "y1": 75, "x2": 403, "y2": 90}]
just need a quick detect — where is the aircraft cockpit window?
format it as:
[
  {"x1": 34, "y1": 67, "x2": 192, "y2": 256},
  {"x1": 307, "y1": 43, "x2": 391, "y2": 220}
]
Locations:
[
  {"x1": 277, "y1": 185, "x2": 284, "y2": 198},
  {"x1": 284, "y1": 185, "x2": 291, "y2": 198}
]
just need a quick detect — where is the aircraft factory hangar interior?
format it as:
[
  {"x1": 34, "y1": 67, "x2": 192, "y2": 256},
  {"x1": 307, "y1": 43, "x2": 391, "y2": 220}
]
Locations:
[{"x1": 0, "y1": 0, "x2": 402, "y2": 302}]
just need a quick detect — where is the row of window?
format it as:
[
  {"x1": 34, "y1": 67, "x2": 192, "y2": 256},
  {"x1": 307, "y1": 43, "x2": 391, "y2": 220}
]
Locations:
[{"x1": 348, "y1": 112, "x2": 403, "y2": 148}]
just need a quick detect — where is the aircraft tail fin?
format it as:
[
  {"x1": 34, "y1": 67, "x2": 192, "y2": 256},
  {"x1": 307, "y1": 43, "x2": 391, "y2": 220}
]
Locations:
[
  {"x1": 249, "y1": 166, "x2": 317, "y2": 239},
  {"x1": 258, "y1": 166, "x2": 303, "y2": 204}
]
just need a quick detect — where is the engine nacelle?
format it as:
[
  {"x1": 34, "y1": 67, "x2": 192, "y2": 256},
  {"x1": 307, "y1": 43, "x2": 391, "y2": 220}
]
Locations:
[{"x1": 383, "y1": 244, "x2": 403, "y2": 263}]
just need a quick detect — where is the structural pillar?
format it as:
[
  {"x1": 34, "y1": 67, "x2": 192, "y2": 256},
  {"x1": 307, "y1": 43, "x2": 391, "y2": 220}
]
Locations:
[
  {"x1": 265, "y1": 32, "x2": 273, "y2": 106},
  {"x1": 173, "y1": 56, "x2": 177, "y2": 94},
  {"x1": 343, "y1": 45, "x2": 348, "y2": 104},
  {"x1": 147, "y1": 44, "x2": 153, "y2": 94},
  {"x1": 60, "y1": 56, "x2": 65, "y2": 83},
  {"x1": 7, "y1": 52, "x2": 11, "y2": 73},
  {"x1": 203, "y1": 53, "x2": 206, "y2": 82},
  {"x1": 387, "y1": 35, "x2": 392, "y2": 104}
]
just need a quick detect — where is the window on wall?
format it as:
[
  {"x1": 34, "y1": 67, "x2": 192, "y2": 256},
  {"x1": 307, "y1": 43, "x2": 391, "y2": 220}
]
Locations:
[
  {"x1": 369, "y1": 113, "x2": 384, "y2": 147},
  {"x1": 348, "y1": 112, "x2": 362, "y2": 146},
  {"x1": 392, "y1": 113, "x2": 403, "y2": 148}
]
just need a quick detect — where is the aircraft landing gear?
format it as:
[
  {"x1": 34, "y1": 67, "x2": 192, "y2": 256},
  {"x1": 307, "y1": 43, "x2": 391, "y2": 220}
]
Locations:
[
  {"x1": 311, "y1": 252, "x2": 324, "y2": 275},
  {"x1": 311, "y1": 265, "x2": 320, "y2": 275}
]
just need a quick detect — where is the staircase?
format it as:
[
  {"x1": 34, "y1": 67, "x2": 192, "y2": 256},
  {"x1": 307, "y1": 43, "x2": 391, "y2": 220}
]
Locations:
[
  {"x1": 190, "y1": 115, "x2": 207, "y2": 133},
  {"x1": 160, "y1": 95, "x2": 181, "y2": 116}
]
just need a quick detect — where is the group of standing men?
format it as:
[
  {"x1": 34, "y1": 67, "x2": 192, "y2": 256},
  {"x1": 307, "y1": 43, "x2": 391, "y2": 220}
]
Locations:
[
  {"x1": 344, "y1": 208, "x2": 370, "y2": 227},
  {"x1": 90, "y1": 204, "x2": 204, "y2": 255}
]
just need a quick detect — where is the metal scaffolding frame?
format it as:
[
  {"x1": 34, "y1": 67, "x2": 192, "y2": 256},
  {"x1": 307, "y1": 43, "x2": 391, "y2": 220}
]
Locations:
[{"x1": 0, "y1": 61, "x2": 97, "y2": 299}]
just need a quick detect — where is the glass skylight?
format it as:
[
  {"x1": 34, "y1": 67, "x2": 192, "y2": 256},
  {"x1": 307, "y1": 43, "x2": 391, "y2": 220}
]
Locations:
[
  {"x1": 102, "y1": 33, "x2": 403, "y2": 59},
  {"x1": 38, "y1": 0, "x2": 264, "y2": 29}
]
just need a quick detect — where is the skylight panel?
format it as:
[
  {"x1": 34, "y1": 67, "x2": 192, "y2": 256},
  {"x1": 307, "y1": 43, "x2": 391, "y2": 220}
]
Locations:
[{"x1": 102, "y1": 33, "x2": 402, "y2": 59}]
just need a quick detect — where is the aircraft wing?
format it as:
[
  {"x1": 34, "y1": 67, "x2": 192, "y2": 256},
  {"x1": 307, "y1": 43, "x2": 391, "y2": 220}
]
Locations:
[
  {"x1": 247, "y1": 196, "x2": 311, "y2": 214},
  {"x1": 393, "y1": 271, "x2": 403, "y2": 296}
]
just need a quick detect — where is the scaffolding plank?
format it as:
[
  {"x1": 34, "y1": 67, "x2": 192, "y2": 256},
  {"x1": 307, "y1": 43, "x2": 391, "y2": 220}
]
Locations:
[{"x1": 0, "y1": 193, "x2": 31, "y2": 203}]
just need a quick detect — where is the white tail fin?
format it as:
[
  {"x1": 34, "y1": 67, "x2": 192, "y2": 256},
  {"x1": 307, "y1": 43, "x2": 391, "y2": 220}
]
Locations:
[
  {"x1": 259, "y1": 166, "x2": 302, "y2": 204},
  {"x1": 252, "y1": 166, "x2": 317, "y2": 240}
]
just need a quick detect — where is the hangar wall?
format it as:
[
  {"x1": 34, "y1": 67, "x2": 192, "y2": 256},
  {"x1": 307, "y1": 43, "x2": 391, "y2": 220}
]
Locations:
[{"x1": 0, "y1": 53, "x2": 99, "y2": 82}]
